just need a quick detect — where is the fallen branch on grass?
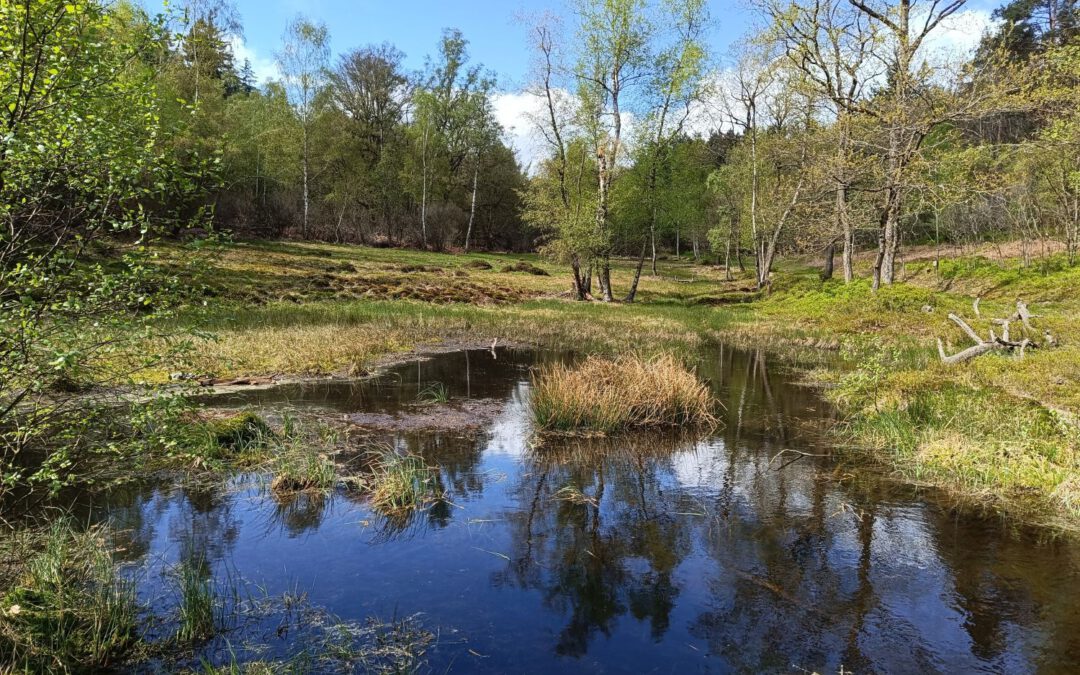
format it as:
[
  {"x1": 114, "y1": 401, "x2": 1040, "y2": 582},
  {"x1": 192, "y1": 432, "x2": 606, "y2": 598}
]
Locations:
[{"x1": 937, "y1": 300, "x2": 1055, "y2": 365}]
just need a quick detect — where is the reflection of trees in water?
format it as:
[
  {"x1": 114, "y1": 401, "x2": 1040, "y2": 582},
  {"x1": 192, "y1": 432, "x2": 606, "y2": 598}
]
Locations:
[
  {"x1": 687, "y1": 452, "x2": 1079, "y2": 672},
  {"x1": 268, "y1": 489, "x2": 329, "y2": 537},
  {"x1": 405, "y1": 433, "x2": 486, "y2": 505},
  {"x1": 495, "y1": 434, "x2": 698, "y2": 657},
  {"x1": 701, "y1": 345, "x2": 837, "y2": 449},
  {"x1": 169, "y1": 482, "x2": 240, "y2": 572}
]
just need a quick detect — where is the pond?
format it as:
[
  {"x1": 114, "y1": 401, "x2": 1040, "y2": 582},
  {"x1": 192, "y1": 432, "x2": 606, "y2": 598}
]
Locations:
[{"x1": 92, "y1": 348, "x2": 1080, "y2": 671}]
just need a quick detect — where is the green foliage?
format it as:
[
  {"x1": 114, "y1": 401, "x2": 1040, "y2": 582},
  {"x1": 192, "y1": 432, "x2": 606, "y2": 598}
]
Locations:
[
  {"x1": 526, "y1": 138, "x2": 604, "y2": 265},
  {"x1": 0, "y1": 1, "x2": 206, "y2": 491},
  {"x1": 417, "y1": 382, "x2": 450, "y2": 404},
  {"x1": 841, "y1": 374, "x2": 1080, "y2": 517},
  {"x1": 271, "y1": 450, "x2": 337, "y2": 493},
  {"x1": 174, "y1": 554, "x2": 218, "y2": 644},
  {"x1": 363, "y1": 447, "x2": 438, "y2": 516}
]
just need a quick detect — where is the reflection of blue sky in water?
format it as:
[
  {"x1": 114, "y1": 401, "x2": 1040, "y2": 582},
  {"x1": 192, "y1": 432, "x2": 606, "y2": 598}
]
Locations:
[{"x1": 91, "y1": 347, "x2": 1080, "y2": 672}]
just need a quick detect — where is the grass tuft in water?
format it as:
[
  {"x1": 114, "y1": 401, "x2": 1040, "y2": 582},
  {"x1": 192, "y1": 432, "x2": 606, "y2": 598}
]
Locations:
[
  {"x1": 0, "y1": 520, "x2": 139, "y2": 671},
  {"x1": 271, "y1": 451, "x2": 338, "y2": 494},
  {"x1": 531, "y1": 354, "x2": 718, "y2": 433},
  {"x1": 416, "y1": 382, "x2": 450, "y2": 404},
  {"x1": 205, "y1": 412, "x2": 276, "y2": 453},
  {"x1": 362, "y1": 447, "x2": 439, "y2": 516},
  {"x1": 174, "y1": 554, "x2": 218, "y2": 644}
]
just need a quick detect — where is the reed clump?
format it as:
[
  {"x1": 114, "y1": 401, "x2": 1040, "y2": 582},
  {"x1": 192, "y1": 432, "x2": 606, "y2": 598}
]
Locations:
[
  {"x1": 362, "y1": 447, "x2": 438, "y2": 515},
  {"x1": 531, "y1": 354, "x2": 717, "y2": 433},
  {"x1": 0, "y1": 521, "x2": 139, "y2": 671},
  {"x1": 270, "y1": 451, "x2": 337, "y2": 493},
  {"x1": 174, "y1": 555, "x2": 218, "y2": 643}
]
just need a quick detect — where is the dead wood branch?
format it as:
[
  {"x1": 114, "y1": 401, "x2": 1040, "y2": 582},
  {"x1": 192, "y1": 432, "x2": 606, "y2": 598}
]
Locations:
[
  {"x1": 769, "y1": 448, "x2": 831, "y2": 471},
  {"x1": 938, "y1": 305, "x2": 1052, "y2": 365}
]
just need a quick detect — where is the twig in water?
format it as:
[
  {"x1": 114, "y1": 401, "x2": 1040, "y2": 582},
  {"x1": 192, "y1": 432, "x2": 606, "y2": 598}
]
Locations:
[{"x1": 768, "y1": 448, "x2": 830, "y2": 471}]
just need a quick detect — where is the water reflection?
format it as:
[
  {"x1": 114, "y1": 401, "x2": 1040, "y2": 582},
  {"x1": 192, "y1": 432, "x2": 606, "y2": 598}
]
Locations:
[{"x1": 26, "y1": 346, "x2": 1080, "y2": 672}]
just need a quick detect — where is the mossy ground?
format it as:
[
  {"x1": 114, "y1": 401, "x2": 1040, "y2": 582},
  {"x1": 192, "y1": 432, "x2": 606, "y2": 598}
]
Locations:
[{"x1": 146, "y1": 239, "x2": 1080, "y2": 525}]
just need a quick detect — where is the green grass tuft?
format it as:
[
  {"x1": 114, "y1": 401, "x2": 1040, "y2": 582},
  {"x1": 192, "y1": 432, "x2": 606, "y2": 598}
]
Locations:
[
  {"x1": 362, "y1": 447, "x2": 438, "y2": 516},
  {"x1": 0, "y1": 521, "x2": 139, "y2": 671}
]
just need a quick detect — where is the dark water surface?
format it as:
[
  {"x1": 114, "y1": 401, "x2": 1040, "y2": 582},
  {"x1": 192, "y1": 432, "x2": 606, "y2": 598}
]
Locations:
[{"x1": 103, "y1": 348, "x2": 1080, "y2": 672}]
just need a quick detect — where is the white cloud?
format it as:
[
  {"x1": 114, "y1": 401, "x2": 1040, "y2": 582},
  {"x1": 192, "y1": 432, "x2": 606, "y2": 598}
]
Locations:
[
  {"x1": 923, "y1": 8, "x2": 998, "y2": 57},
  {"x1": 492, "y1": 91, "x2": 549, "y2": 172},
  {"x1": 228, "y1": 35, "x2": 280, "y2": 86},
  {"x1": 492, "y1": 89, "x2": 640, "y2": 173}
]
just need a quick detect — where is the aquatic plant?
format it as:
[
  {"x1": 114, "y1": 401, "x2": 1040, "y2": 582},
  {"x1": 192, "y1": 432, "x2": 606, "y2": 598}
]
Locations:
[
  {"x1": 197, "y1": 612, "x2": 435, "y2": 674},
  {"x1": 175, "y1": 555, "x2": 217, "y2": 643},
  {"x1": 531, "y1": 354, "x2": 718, "y2": 433},
  {"x1": 417, "y1": 382, "x2": 450, "y2": 404},
  {"x1": 363, "y1": 448, "x2": 438, "y2": 515},
  {"x1": 204, "y1": 412, "x2": 276, "y2": 453},
  {"x1": 271, "y1": 451, "x2": 338, "y2": 493},
  {"x1": 0, "y1": 521, "x2": 139, "y2": 671}
]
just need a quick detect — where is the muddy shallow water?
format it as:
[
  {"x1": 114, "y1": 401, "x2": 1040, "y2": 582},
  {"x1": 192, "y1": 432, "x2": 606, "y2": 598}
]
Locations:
[{"x1": 96, "y1": 348, "x2": 1080, "y2": 671}]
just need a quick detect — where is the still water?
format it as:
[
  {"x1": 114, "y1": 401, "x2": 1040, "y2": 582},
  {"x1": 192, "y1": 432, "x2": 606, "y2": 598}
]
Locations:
[{"x1": 101, "y1": 348, "x2": 1080, "y2": 672}]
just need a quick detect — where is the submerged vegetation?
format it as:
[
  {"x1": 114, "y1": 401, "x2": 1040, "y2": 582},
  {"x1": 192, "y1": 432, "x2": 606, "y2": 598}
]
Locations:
[
  {"x1": 531, "y1": 354, "x2": 717, "y2": 433},
  {"x1": 0, "y1": 522, "x2": 138, "y2": 672},
  {"x1": 0, "y1": 519, "x2": 438, "y2": 673}
]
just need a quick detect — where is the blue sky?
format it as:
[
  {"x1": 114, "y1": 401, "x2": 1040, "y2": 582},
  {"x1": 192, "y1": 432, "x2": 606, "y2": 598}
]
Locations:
[
  {"x1": 218, "y1": 0, "x2": 1000, "y2": 86},
  {"x1": 222, "y1": 0, "x2": 753, "y2": 89}
]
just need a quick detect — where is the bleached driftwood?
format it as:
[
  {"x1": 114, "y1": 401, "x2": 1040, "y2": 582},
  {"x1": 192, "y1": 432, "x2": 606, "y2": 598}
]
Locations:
[{"x1": 937, "y1": 301, "x2": 1054, "y2": 365}]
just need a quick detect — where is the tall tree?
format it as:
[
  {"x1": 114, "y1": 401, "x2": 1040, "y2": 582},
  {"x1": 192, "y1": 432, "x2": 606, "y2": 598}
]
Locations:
[
  {"x1": 624, "y1": 0, "x2": 710, "y2": 302},
  {"x1": 329, "y1": 44, "x2": 410, "y2": 239},
  {"x1": 844, "y1": 0, "x2": 968, "y2": 287},
  {"x1": 277, "y1": 16, "x2": 330, "y2": 239},
  {"x1": 768, "y1": 0, "x2": 878, "y2": 282},
  {"x1": 411, "y1": 29, "x2": 494, "y2": 248},
  {"x1": 523, "y1": 13, "x2": 595, "y2": 298},
  {"x1": 981, "y1": 0, "x2": 1079, "y2": 60},
  {"x1": 574, "y1": 0, "x2": 652, "y2": 301},
  {"x1": 173, "y1": 0, "x2": 242, "y2": 106}
]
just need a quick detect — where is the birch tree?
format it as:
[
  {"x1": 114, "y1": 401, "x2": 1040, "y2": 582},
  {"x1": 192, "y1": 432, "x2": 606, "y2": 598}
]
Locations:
[
  {"x1": 624, "y1": 0, "x2": 710, "y2": 302},
  {"x1": 523, "y1": 13, "x2": 598, "y2": 298},
  {"x1": 574, "y1": 0, "x2": 652, "y2": 301},
  {"x1": 768, "y1": 0, "x2": 879, "y2": 282},
  {"x1": 277, "y1": 16, "x2": 330, "y2": 239}
]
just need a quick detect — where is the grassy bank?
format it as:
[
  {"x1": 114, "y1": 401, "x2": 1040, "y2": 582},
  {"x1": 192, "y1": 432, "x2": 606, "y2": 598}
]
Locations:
[{"x1": 152, "y1": 239, "x2": 1079, "y2": 525}]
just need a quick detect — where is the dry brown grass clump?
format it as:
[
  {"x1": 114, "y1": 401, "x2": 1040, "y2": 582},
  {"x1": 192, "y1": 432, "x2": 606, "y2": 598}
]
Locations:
[{"x1": 531, "y1": 354, "x2": 717, "y2": 433}]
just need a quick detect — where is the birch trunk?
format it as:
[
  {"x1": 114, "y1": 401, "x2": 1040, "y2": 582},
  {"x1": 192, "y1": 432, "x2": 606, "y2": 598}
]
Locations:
[{"x1": 465, "y1": 149, "x2": 479, "y2": 252}]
